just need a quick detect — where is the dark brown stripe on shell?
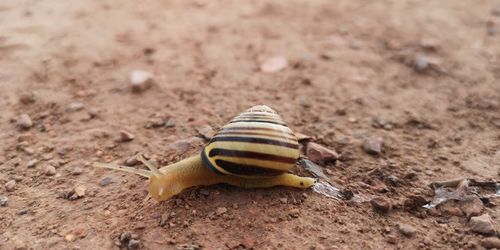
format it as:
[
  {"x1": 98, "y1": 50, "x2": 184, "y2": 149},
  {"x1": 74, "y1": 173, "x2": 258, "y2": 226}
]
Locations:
[
  {"x1": 237, "y1": 114, "x2": 281, "y2": 119},
  {"x1": 217, "y1": 131, "x2": 296, "y2": 141},
  {"x1": 229, "y1": 119, "x2": 286, "y2": 126},
  {"x1": 221, "y1": 126, "x2": 294, "y2": 135},
  {"x1": 210, "y1": 136, "x2": 299, "y2": 149},
  {"x1": 209, "y1": 148, "x2": 297, "y2": 164},
  {"x1": 214, "y1": 159, "x2": 283, "y2": 176},
  {"x1": 233, "y1": 117, "x2": 282, "y2": 123}
]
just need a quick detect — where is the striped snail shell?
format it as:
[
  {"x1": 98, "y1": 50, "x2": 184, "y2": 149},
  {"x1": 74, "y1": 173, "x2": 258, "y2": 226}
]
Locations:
[{"x1": 201, "y1": 105, "x2": 299, "y2": 178}]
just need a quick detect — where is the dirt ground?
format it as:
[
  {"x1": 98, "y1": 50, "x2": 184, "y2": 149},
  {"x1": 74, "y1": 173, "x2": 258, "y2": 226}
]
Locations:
[{"x1": 1, "y1": 0, "x2": 500, "y2": 249}]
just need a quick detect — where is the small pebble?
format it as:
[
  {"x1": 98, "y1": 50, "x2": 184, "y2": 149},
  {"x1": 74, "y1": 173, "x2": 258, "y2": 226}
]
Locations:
[
  {"x1": 398, "y1": 223, "x2": 416, "y2": 237},
  {"x1": 128, "y1": 239, "x2": 140, "y2": 250},
  {"x1": 119, "y1": 232, "x2": 132, "y2": 245},
  {"x1": 289, "y1": 209, "x2": 300, "y2": 218},
  {"x1": 118, "y1": 130, "x2": 135, "y2": 142},
  {"x1": 419, "y1": 38, "x2": 439, "y2": 51},
  {"x1": 130, "y1": 70, "x2": 154, "y2": 93},
  {"x1": 481, "y1": 237, "x2": 500, "y2": 249},
  {"x1": 300, "y1": 159, "x2": 328, "y2": 179},
  {"x1": 12, "y1": 175, "x2": 23, "y2": 182},
  {"x1": 42, "y1": 153, "x2": 53, "y2": 160},
  {"x1": 145, "y1": 117, "x2": 165, "y2": 128},
  {"x1": 279, "y1": 198, "x2": 288, "y2": 204},
  {"x1": 23, "y1": 147, "x2": 35, "y2": 155},
  {"x1": 196, "y1": 125, "x2": 215, "y2": 140},
  {"x1": 370, "y1": 197, "x2": 392, "y2": 213},
  {"x1": 44, "y1": 165, "x2": 57, "y2": 176},
  {"x1": 16, "y1": 114, "x2": 33, "y2": 130},
  {"x1": 71, "y1": 167, "x2": 84, "y2": 175},
  {"x1": 413, "y1": 55, "x2": 429, "y2": 72},
  {"x1": 57, "y1": 145, "x2": 73, "y2": 156},
  {"x1": 489, "y1": 25, "x2": 498, "y2": 35},
  {"x1": 306, "y1": 142, "x2": 338, "y2": 164},
  {"x1": 19, "y1": 92, "x2": 36, "y2": 104},
  {"x1": 124, "y1": 156, "x2": 139, "y2": 166},
  {"x1": 99, "y1": 177, "x2": 113, "y2": 187},
  {"x1": 362, "y1": 138, "x2": 383, "y2": 155},
  {"x1": 295, "y1": 132, "x2": 312, "y2": 142},
  {"x1": 165, "y1": 119, "x2": 176, "y2": 128},
  {"x1": 441, "y1": 206, "x2": 463, "y2": 217},
  {"x1": 387, "y1": 175, "x2": 399, "y2": 185},
  {"x1": 5, "y1": 180, "x2": 16, "y2": 192},
  {"x1": 386, "y1": 234, "x2": 398, "y2": 244},
  {"x1": 87, "y1": 108, "x2": 99, "y2": 119},
  {"x1": 74, "y1": 185, "x2": 86, "y2": 197},
  {"x1": 0, "y1": 196, "x2": 8, "y2": 206},
  {"x1": 216, "y1": 207, "x2": 227, "y2": 216},
  {"x1": 260, "y1": 56, "x2": 288, "y2": 73},
  {"x1": 492, "y1": 5, "x2": 500, "y2": 16},
  {"x1": 469, "y1": 213, "x2": 496, "y2": 235},
  {"x1": 459, "y1": 196, "x2": 484, "y2": 217},
  {"x1": 65, "y1": 234, "x2": 76, "y2": 242},
  {"x1": 27, "y1": 159, "x2": 39, "y2": 168},
  {"x1": 67, "y1": 102, "x2": 84, "y2": 112},
  {"x1": 17, "y1": 133, "x2": 36, "y2": 143},
  {"x1": 18, "y1": 208, "x2": 29, "y2": 215}
]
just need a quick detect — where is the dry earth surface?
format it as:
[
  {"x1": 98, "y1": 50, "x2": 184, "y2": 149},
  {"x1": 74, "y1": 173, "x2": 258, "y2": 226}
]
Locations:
[{"x1": 1, "y1": 0, "x2": 500, "y2": 249}]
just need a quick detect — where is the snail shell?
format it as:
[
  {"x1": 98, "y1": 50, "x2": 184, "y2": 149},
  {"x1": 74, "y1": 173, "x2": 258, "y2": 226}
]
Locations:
[{"x1": 201, "y1": 105, "x2": 299, "y2": 178}]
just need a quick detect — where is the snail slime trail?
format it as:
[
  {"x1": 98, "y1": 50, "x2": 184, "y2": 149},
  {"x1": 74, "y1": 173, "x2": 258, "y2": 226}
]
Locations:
[{"x1": 94, "y1": 105, "x2": 316, "y2": 202}]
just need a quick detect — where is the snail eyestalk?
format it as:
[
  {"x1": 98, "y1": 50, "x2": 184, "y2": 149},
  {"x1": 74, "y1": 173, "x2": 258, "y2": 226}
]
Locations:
[
  {"x1": 137, "y1": 154, "x2": 163, "y2": 176},
  {"x1": 93, "y1": 162, "x2": 151, "y2": 178}
]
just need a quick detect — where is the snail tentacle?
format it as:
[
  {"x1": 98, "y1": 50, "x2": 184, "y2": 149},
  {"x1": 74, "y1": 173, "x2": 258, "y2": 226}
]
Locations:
[
  {"x1": 93, "y1": 162, "x2": 151, "y2": 178},
  {"x1": 137, "y1": 154, "x2": 163, "y2": 176}
]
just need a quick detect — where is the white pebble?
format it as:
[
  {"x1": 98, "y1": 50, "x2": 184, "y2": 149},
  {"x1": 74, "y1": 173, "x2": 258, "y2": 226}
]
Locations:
[
  {"x1": 130, "y1": 70, "x2": 154, "y2": 93},
  {"x1": 16, "y1": 114, "x2": 33, "y2": 130},
  {"x1": 44, "y1": 165, "x2": 57, "y2": 176}
]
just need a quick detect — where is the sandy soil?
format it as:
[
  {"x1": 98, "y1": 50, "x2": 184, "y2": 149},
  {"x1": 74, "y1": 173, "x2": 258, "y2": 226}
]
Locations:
[{"x1": 1, "y1": 0, "x2": 500, "y2": 249}]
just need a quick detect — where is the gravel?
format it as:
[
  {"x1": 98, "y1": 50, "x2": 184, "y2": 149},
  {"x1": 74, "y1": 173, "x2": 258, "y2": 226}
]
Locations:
[
  {"x1": 67, "y1": 102, "x2": 84, "y2": 112},
  {"x1": 71, "y1": 166, "x2": 84, "y2": 175},
  {"x1": 44, "y1": 165, "x2": 57, "y2": 176},
  {"x1": 370, "y1": 197, "x2": 392, "y2": 213},
  {"x1": 216, "y1": 207, "x2": 227, "y2": 216},
  {"x1": 398, "y1": 223, "x2": 416, "y2": 237},
  {"x1": 469, "y1": 214, "x2": 496, "y2": 235},
  {"x1": 362, "y1": 137, "x2": 383, "y2": 155},
  {"x1": 481, "y1": 237, "x2": 500, "y2": 249},
  {"x1": 16, "y1": 114, "x2": 33, "y2": 130},
  {"x1": 5, "y1": 180, "x2": 16, "y2": 192},
  {"x1": 306, "y1": 142, "x2": 338, "y2": 164},
  {"x1": 130, "y1": 70, "x2": 154, "y2": 93},
  {"x1": 26, "y1": 159, "x2": 39, "y2": 168},
  {"x1": 118, "y1": 130, "x2": 135, "y2": 142},
  {"x1": 99, "y1": 177, "x2": 113, "y2": 187},
  {"x1": 0, "y1": 196, "x2": 8, "y2": 206}
]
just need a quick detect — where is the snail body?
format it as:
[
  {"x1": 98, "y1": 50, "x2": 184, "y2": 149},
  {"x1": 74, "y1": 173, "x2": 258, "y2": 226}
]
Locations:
[{"x1": 94, "y1": 105, "x2": 316, "y2": 201}]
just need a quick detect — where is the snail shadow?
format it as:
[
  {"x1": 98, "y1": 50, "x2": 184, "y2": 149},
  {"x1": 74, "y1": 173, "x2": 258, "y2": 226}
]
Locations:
[{"x1": 149, "y1": 183, "x2": 314, "y2": 214}]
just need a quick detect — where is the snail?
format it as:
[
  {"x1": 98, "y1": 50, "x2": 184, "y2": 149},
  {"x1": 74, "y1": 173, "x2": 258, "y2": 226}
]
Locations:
[{"x1": 94, "y1": 105, "x2": 316, "y2": 201}]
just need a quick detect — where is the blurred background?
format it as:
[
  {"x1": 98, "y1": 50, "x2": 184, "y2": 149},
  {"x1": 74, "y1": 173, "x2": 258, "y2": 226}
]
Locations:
[{"x1": 1, "y1": 1, "x2": 499, "y2": 249}]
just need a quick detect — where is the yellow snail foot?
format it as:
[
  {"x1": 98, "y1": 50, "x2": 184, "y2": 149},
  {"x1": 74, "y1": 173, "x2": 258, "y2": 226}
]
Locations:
[{"x1": 223, "y1": 173, "x2": 316, "y2": 189}]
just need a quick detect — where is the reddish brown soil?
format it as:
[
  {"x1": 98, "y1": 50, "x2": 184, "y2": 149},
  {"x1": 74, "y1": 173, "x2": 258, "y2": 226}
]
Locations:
[{"x1": 1, "y1": 1, "x2": 499, "y2": 249}]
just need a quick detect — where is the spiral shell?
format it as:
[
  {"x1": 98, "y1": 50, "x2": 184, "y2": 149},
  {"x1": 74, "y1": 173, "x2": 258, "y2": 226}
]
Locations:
[{"x1": 201, "y1": 105, "x2": 299, "y2": 178}]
